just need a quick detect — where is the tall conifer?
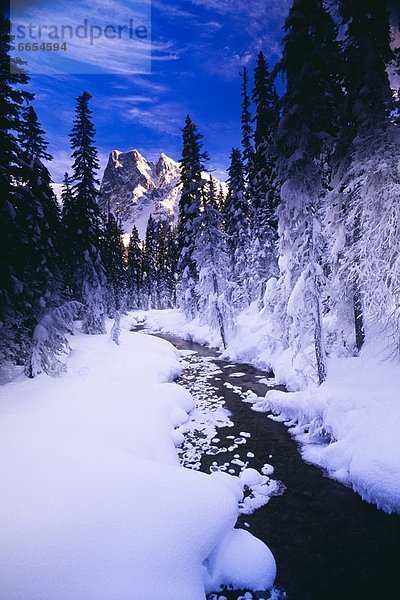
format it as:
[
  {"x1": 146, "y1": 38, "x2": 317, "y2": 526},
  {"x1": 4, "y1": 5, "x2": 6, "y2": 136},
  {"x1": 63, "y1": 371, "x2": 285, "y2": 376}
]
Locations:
[
  {"x1": 176, "y1": 115, "x2": 208, "y2": 318},
  {"x1": 331, "y1": 0, "x2": 399, "y2": 353},
  {"x1": 225, "y1": 148, "x2": 251, "y2": 308},
  {"x1": 126, "y1": 224, "x2": 142, "y2": 310},
  {"x1": 194, "y1": 178, "x2": 231, "y2": 347},
  {"x1": 240, "y1": 66, "x2": 254, "y2": 202},
  {"x1": 275, "y1": 0, "x2": 342, "y2": 383},
  {"x1": 0, "y1": 15, "x2": 33, "y2": 362},
  {"x1": 63, "y1": 91, "x2": 106, "y2": 334}
]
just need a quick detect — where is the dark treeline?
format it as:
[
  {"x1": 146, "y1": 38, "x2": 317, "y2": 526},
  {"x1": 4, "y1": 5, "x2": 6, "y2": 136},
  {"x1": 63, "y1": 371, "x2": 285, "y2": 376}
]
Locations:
[{"x1": 1, "y1": 0, "x2": 399, "y2": 383}]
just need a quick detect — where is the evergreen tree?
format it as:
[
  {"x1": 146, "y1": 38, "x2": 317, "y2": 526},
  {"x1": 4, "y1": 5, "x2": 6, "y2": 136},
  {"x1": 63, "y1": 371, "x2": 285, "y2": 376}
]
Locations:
[
  {"x1": 154, "y1": 219, "x2": 166, "y2": 308},
  {"x1": 275, "y1": 0, "x2": 343, "y2": 384},
  {"x1": 142, "y1": 214, "x2": 158, "y2": 309},
  {"x1": 154, "y1": 219, "x2": 175, "y2": 309},
  {"x1": 126, "y1": 224, "x2": 142, "y2": 310},
  {"x1": 59, "y1": 172, "x2": 74, "y2": 289},
  {"x1": 18, "y1": 105, "x2": 52, "y2": 161},
  {"x1": 165, "y1": 226, "x2": 178, "y2": 307},
  {"x1": 240, "y1": 66, "x2": 255, "y2": 201},
  {"x1": 252, "y1": 51, "x2": 279, "y2": 215},
  {"x1": 25, "y1": 301, "x2": 83, "y2": 378},
  {"x1": 194, "y1": 177, "x2": 232, "y2": 348},
  {"x1": 0, "y1": 15, "x2": 33, "y2": 363},
  {"x1": 330, "y1": 0, "x2": 399, "y2": 354},
  {"x1": 17, "y1": 105, "x2": 64, "y2": 334},
  {"x1": 225, "y1": 148, "x2": 251, "y2": 308},
  {"x1": 63, "y1": 91, "x2": 106, "y2": 334},
  {"x1": 103, "y1": 212, "x2": 126, "y2": 317},
  {"x1": 250, "y1": 51, "x2": 280, "y2": 301},
  {"x1": 216, "y1": 184, "x2": 226, "y2": 214},
  {"x1": 61, "y1": 171, "x2": 73, "y2": 205},
  {"x1": 176, "y1": 115, "x2": 208, "y2": 318}
]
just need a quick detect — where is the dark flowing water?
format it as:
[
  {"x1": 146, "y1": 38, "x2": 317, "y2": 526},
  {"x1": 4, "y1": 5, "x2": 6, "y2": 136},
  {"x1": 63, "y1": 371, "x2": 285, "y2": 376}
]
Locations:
[{"x1": 141, "y1": 330, "x2": 400, "y2": 600}]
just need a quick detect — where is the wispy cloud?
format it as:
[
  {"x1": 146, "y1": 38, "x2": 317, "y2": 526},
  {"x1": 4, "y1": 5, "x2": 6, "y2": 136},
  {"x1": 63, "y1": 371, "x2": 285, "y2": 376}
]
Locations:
[
  {"x1": 124, "y1": 101, "x2": 186, "y2": 135},
  {"x1": 107, "y1": 95, "x2": 158, "y2": 105},
  {"x1": 11, "y1": 0, "x2": 182, "y2": 75},
  {"x1": 152, "y1": 1, "x2": 197, "y2": 20},
  {"x1": 111, "y1": 76, "x2": 170, "y2": 94}
]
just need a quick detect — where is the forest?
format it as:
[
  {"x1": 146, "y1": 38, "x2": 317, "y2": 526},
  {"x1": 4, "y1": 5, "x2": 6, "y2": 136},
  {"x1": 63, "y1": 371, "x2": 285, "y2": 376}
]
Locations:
[
  {"x1": 1, "y1": 1, "x2": 400, "y2": 598},
  {"x1": 1, "y1": 2, "x2": 400, "y2": 387}
]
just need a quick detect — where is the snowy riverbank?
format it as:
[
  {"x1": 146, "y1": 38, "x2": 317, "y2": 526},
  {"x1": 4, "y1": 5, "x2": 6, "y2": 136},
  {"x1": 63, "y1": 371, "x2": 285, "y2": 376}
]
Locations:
[
  {"x1": 137, "y1": 309, "x2": 400, "y2": 515},
  {"x1": 0, "y1": 316, "x2": 276, "y2": 599}
]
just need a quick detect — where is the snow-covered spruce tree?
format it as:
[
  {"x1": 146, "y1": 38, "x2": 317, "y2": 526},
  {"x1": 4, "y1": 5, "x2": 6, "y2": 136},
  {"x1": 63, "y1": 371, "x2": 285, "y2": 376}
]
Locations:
[
  {"x1": 275, "y1": 0, "x2": 343, "y2": 384},
  {"x1": 194, "y1": 177, "x2": 232, "y2": 348},
  {"x1": 176, "y1": 115, "x2": 208, "y2": 318},
  {"x1": 166, "y1": 226, "x2": 178, "y2": 307},
  {"x1": 155, "y1": 219, "x2": 175, "y2": 309},
  {"x1": 59, "y1": 172, "x2": 75, "y2": 289},
  {"x1": 154, "y1": 219, "x2": 166, "y2": 309},
  {"x1": 63, "y1": 91, "x2": 106, "y2": 334},
  {"x1": 216, "y1": 184, "x2": 226, "y2": 213},
  {"x1": 14, "y1": 104, "x2": 68, "y2": 375},
  {"x1": 392, "y1": 6, "x2": 400, "y2": 126},
  {"x1": 126, "y1": 224, "x2": 143, "y2": 310},
  {"x1": 330, "y1": 0, "x2": 400, "y2": 355},
  {"x1": 102, "y1": 212, "x2": 126, "y2": 318},
  {"x1": 225, "y1": 148, "x2": 251, "y2": 309},
  {"x1": 0, "y1": 15, "x2": 34, "y2": 364},
  {"x1": 17, "y1": 105, "x2": 64, "y2": 326},
  {"x1": 25, "y1": 301, "x2": 83, "y2": 378},
  {"x1": 250, "y1": 51, "x2": 280, "y2": 300},
  {"x1": 142, "y1": 214, "x2": 158, "y2": 309},
  {"x1": 240, "y1": 66, "x2": 255, "y2": 202}
]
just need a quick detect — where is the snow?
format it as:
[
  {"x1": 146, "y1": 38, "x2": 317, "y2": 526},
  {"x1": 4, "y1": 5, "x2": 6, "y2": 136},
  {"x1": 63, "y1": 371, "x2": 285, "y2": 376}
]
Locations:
[
  {"x1": 204, "y1": 528, "x2": 276, "y2": 593},
  {"x1": 135, "y1": 309, "x2": 400, "y2": 515},
  {"x1": 251, "y1": 325, "x2": 400, "y2": 514},
  {"x1": 240, "y1": 468, "x2": 264, "y2": 486},
  {"x1": 100, "y1": 151, "x2": 226, "y2": 240},
  {"x1": 0, "y1": 315, "x2": 276, "y2": 598},
  {"x1": 139, "y1": 307, "x2": 220, "y2": 346}
]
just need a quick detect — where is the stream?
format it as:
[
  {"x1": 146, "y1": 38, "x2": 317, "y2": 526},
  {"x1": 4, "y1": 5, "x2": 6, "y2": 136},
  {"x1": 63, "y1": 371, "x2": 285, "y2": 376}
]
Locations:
[{"x1": 139, "y1": 329, "x2": 400, "y2": 600}]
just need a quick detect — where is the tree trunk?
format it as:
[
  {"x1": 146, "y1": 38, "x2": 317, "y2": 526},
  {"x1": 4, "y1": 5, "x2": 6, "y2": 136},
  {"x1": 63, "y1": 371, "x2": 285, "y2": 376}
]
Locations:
[
  {"x1": 314, "y1": 297, "x2": 327, "y2": 385},
  {"x1": 353, "y1": 288, "x2": 365, "y2": 353},
  {"x1": 212, "y1": 271, "x2": 227, "y2": 349}
]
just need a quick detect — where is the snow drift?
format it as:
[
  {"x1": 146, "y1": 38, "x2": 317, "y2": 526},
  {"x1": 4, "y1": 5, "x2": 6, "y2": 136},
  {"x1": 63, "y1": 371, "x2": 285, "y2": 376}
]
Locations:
[{"x1": 0, "y1": 316, "x2": 276, "y2": 599}]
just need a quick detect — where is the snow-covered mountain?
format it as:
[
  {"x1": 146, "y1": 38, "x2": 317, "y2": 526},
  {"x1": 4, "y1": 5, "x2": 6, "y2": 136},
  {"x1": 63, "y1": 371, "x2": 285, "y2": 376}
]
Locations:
[
  {"x1": 100, "y1": 149, "x2": 225, "y2": 238},
  {"x1": 100, "y1": 150, "x2": 180, "y2": 238}
]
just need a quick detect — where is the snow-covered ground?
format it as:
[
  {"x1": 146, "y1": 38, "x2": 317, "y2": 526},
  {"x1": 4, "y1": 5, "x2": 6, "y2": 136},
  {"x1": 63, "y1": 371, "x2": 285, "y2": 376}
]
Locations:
[
  {"x1": 136, "y1": 308, "x2": 400, "y2": 515},
  {"x1": 0, "y1": 316, "x2": 276, "y2": 599},
  {"x1": 252, "y1": 332, "x2": 400, "y2": 515}
]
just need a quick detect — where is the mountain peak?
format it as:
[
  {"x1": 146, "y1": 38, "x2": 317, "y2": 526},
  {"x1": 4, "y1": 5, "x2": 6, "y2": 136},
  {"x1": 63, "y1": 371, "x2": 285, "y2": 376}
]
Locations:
[
  {"x1": 100, "y1": 148, "x2": 223, "y2": 239},
  {"x1": 158, "y1": 152, "x2": 175, "y2": 162},
  {"x1": 130, "y1": 148, "x2": 145, "y2": 161}
]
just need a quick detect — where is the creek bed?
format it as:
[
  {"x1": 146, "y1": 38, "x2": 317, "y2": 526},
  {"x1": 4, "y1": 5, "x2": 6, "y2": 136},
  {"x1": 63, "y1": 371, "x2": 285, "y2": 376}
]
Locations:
[{"x1": 140, "y1": 330, "x2": 400, "y2": 600}]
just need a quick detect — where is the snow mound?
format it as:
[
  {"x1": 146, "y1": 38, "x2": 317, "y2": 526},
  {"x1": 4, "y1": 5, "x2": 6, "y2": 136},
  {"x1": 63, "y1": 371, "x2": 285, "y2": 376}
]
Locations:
[
  {"x1": 204, "y1": 528, "x2": 276, "y2": 593},
  {"x1": 0, "y1": 316, "x2": 276, "y2": 598}
]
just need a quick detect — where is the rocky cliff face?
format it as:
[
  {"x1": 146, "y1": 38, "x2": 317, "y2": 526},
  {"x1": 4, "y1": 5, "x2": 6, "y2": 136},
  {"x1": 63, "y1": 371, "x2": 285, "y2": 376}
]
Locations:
[
  {"x1": 100, "y1": 149, "x2": 225, "y2": 238},
  {"x1": 100, "y1": 150, "x2": 181, "y2": 238}
]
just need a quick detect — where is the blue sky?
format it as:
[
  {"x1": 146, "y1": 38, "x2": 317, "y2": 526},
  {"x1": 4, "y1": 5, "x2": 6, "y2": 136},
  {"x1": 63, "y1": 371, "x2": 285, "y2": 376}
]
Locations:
[{"x1": 14, "y1": 0, "x2": 291, "y2": 184}]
